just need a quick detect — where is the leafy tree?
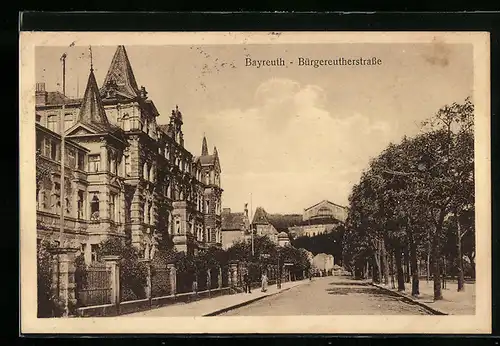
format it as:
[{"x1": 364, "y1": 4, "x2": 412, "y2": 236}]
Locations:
[
  {"x1": 342, "y1": 98, "x2": 474, "y2": 300},
  {"x1": 96, "y1": 237, "x2": 148, "y2": 301}
]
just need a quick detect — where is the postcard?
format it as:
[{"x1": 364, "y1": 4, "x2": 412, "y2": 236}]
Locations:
[{"x1": 19, "y1": 31, "x2": 491, "y2": 334}]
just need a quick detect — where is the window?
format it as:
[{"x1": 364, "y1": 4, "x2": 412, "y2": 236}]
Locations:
[
  {"x1": 36, "y1": 114, "x2": 41, "y2": 123},
  {"x1": 77, "y1": 190, "x2": 84, "y2": 219},
  {"x1": 88, "y1": 155, "x2": 100, "y2": 172},
  {"x1": 143, "y1": 201, "x2": 149, "y2": 224},
  {"x1": 90, "y1": 195, "x2": 100, "y2": 221},
  {"x1": 143, "y1": 163, "x2": 148, "y2": 180},
  {"x1": 44, "y1": 139, "x2": 51, "y2": 157},
  {"x1": 77, "y1": 152, "x2": 85, "y2": 171},
  {"x1": 50, "y1": 141, "x2": 58, "y2": 161},
  {"x1": 109, "y1": 153, "x2": 116, "y2": 174},
  {"x1": 64, "y1": 113, "x2": 73, "y2": 131},
  {"x1": 36, "y1": 136, "x2": 43, "y2": 153},
  {"x1": 124, "y1": 155, "x2": 130, "y2": 177},
  {"x1": 67, "y1": 148, "x2": 76, "y2": 168},
  {"x1": 53, "y1": 182, "x2": 61, "y2": 212},
  {"x1": 47, "y1": 115, "x2": 58, "y2": 132},
  {"x1": 207, "y1": 228, "x2": 211, "y2": 242},
  {"x1": 175, "y1": 219, "x2": 181, "y2": 234},
  {"x1": 110, "y1": 193, "x2": 116, "y2": 222},
  {"x1": 206, "y1": 200, "x2": 210, "y2": 213},
  {"x1": 81, "y1": 243, "x2": 87, "y2": 259},
  {"x1": 205, "y1": 173, "x2": 210, "y2": 185},
  {"x1": 91, "y1": 244, "x2": 99, "y2": 262}
]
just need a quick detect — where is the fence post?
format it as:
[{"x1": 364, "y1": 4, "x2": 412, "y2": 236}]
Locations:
[
  {"x1": 229, "y1": 261, "x2": 239, "y2": 288},
  {"x1": 139, "y1": 259, "x2": 152, "y2": 307},
  {"x1": 167, "y1": 263, "x2": 176, "y2": 296},
  {"x1": 102, "y1": 255, "x2": 121, "y2": 314},
  {"x1": 49, "y1": 246, "x2": 78, "y2": 317}
]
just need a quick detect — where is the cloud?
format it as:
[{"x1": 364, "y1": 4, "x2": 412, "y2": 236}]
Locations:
[{"x1": 192, "y1": 78, "x2": 398, "y2": 212}]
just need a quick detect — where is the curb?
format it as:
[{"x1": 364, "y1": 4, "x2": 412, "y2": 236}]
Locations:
[
  {"x1": 371, "y1": 283, "x2": 448, "y2": 315},
  {"x1": 202, "y1": 284, "x2": 300, "y2": 316}
]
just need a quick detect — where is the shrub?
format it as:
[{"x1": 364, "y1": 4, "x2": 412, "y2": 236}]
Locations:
[
  {"x1": 37, "y1": 240, "x2": 54, "y2": 317},
  {"x1": 96, "y1": 238, "x2": 148, "y2": 301}
]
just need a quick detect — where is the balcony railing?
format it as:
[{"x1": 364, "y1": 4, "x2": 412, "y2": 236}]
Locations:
[{"x1": 36, "y1": 210, "x2": 88, "y2": 233}]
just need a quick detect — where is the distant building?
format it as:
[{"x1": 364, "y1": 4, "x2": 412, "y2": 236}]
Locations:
[
  {"x1": 251, "y1": 206, "x2": 279, "y2": 244},
  {"x1": 303, "y1": 200, "x2": 348, "y2": 223},
  {"x1": 313, "y1": 253, "x2": 335, "y2": 273},
  {"x1": 277, "y1": 231, "x2": 290, "y2": 247},
  {"x1": 288, "y1": 200, "x2": 348, "y2": 238},
  {"x1": 221, "y1": 205, "x2": 250, "y2": 250}
]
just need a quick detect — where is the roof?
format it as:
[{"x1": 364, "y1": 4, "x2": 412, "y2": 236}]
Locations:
[
  {"x1": 78, "y1": 69, "x2": 111, "y2": 129},
  {"x1": 267, "y1": 214, "x2": 303, "y2": 231},
  {"x1": 199, "y1": 155, "x2": 216, "y2": 166},
  {"x1": 157, "y1": 124, "x2": 172, "y2": 137},
  {"x1": 252, "y1": 207, "x2": 269, "y2": 225},
  {"x1": 201, "y1": 136, "x2": 208, "y2": 155},
  {"x1": 304, "y1": 199, "x2": 348, "y2": 212},
  {"x1": 100, "y1": 45, "x2": 140, "y2": 99},
  {"x1": 222, "y1": 212, "x2": 248, "y2": 231},
  {"x1": 46, "y1": 91, "x2": 81, "y2": 106}
]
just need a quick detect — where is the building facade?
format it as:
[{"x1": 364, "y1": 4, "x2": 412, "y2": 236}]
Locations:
[
  {"x1": 220, "y1": 205, "x2": 250, "y2": 250},
  {"x1": 251, "y1": 207, "x2": 279, "y2": 244},
  {"x1": 35, "y1": 45, "x2": 223, "y2": 262},
  {"x1": 312, "y1": 253, "x2": 335, "y2": 273},
  {"x1": 288, "y1": 200, "x2": 348, "y2": 238}
]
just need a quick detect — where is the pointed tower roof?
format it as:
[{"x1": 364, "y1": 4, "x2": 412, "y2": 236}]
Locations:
[
  {"x1": 252, "y1": 207, "x2": 269, "y2": 225},
  {"x1": 78, "y1": 68, "x2": 110, "y2": 131},
  {"x1": 213, "y1": 146, "x2": 218, "y2": 157},
  {"x1": 201, "y1": 136, "x2": 208, "y2": 156},
  {"x1": 101, "y1": 45, "x2": 140, "y2": 99}
]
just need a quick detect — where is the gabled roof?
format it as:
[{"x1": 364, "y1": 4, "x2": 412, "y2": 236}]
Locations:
[
  {"x1": 304, "y1": 199, "x2": 348, "y2": 212},
  {"x1": 100, "y1": 45, "x2": 140, "y2": 99}
]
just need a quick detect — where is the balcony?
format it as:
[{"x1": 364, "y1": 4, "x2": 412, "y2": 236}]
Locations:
[{"x1": 36, "y1": 210, "x2": 88, "y2": 233}]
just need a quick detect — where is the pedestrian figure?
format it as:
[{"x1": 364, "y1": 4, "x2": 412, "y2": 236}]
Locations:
[
  {"x1": 192, "y1": 279, "x2": 198, "y2": 300},
  {"x1": 261, "y1": 272, "x2": 268, "y2": 292},
  {"x1": 243, "y1": 272, "x2": 251, "y2": 293}
]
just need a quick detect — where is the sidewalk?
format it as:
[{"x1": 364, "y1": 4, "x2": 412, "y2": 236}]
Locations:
[
  {"x1": 374, "y1": 279, "x2": 475, "y2": 315},
  {"x1": 123, "y1": 279, "x2": 308, "y2": 317}
]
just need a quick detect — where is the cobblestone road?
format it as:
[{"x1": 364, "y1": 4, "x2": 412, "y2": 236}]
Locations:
[{"x1": 219, "y1": 276, "x2": 431, "y2": 315}]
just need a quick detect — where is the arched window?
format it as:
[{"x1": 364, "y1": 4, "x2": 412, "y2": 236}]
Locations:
[
  {"x1": 149, "y1": 165, "x2": 154, "y2": 182},
  {"x1": 144, "y1": 201, "x2": 149, "y2": 224},
  {"x1": 143, "y1": 162, "x2": 148, "y2": 180},
  {"x1": 205, "y1": 172, "x2": 210, "y2": 185},
  {"x1": 90, "y1": 195, "x2": 100, "y2": 221},
  {"x1": 175, "y1": 218, "x2": 181, "y2": 234},
  {"x1": 122, "y1": 114, "x2": 130, "y2": 131}
]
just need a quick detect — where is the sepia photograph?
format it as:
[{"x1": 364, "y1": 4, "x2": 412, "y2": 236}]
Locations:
[{"x1": 19, "y1": 31, "x2": 491, "y2": 334}]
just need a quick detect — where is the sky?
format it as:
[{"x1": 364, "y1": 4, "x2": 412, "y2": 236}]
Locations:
[{"x1": 35, "y1": 43, "x2": 473, "y2": 214}]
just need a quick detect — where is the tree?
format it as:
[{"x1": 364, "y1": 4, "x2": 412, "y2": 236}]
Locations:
[{"x1": 342, "y1": 98, "x2": 474, "y2": 300}]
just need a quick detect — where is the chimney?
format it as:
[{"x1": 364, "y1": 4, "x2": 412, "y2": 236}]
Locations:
[
  {"x1": 244, "y1": 203, "x2": 248, "y2": 217},
  {"x1": 35, "y1": 83, "x2": 47, "y2": 105}
]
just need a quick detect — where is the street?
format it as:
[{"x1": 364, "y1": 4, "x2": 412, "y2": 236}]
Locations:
[{"x1": 218, "y1": 276, "x2": 431, "y2": 316}]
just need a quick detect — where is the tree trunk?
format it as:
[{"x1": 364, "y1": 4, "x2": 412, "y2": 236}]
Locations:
[
  {"x1": 381, "y1": 238, "x2": 389, "y2": 285},
  {"x1": 456, "y1": 221, "x2": 465, "y2": 292},
  {"x1": 426, "y1": 239, "x2": 431, "y2": 283},
  {"x1": 373, "y1": 240, "x2": 381, "y2": 284},
  {"x1": 409, "y1": 230, "x2": 419, "y2": 296},
  {"x1": 390, "y1": 251, "x2": 396, "y2": 289},
  {"x1": 404, "y1": 243, "x2": 411, "y2": 283},
  {"x1": 432, "y1": 232, "x2": 443, "y2": 300},
  {"x1": 394, "y1": 246, "x2": 405, "y2": 292}
]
